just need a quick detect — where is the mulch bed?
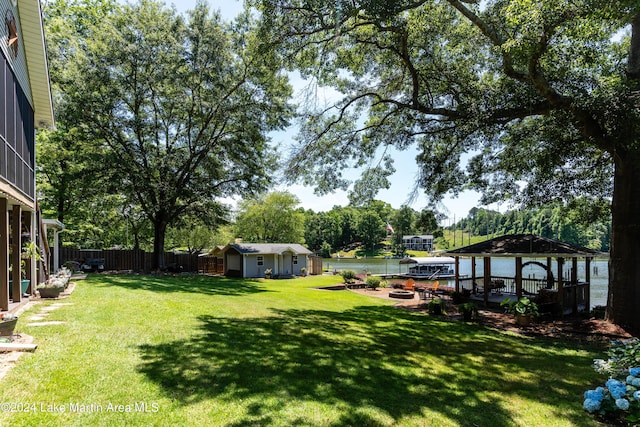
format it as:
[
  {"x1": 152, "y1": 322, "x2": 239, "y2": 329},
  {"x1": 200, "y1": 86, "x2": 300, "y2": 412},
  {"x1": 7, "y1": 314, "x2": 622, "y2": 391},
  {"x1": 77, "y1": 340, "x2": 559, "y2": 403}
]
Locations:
[{"x1": 349, "y1": 286, "x2": 633, "y2": 344}]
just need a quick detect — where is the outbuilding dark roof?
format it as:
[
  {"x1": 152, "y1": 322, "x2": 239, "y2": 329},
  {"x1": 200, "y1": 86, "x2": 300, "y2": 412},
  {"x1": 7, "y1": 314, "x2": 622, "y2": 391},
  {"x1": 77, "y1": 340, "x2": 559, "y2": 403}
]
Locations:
[
  {"x1": 445, "y1": 234, "x2": 600, "y2": 257},
  {"x1": 224, "y1": 243, "x2": 312, "y2": 255}
]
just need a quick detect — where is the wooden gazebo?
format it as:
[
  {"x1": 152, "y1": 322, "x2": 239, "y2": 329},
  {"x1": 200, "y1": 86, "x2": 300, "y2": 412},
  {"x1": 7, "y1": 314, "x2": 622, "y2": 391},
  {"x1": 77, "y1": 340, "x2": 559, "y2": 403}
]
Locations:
[{"x1": 445, "y1": 234, "x2": 601, "y2": 314}]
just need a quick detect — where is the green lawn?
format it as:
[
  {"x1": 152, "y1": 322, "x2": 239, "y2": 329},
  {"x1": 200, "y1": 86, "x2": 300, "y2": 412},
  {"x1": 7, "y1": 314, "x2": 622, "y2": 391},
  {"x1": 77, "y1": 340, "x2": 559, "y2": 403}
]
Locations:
[{"x1": 0, "y1": 274, "x2": 604, "y2": 426}]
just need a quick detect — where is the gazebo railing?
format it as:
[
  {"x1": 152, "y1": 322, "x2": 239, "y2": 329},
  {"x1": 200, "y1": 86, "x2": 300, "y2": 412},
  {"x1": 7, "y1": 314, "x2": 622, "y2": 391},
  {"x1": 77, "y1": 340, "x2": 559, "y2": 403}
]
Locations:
[
  {"x1": 458, "y1": 276, "x2": 549, "y2": 296},
  {"x1": 458, "y1": 276, "x2": 590, "y2": 314}
]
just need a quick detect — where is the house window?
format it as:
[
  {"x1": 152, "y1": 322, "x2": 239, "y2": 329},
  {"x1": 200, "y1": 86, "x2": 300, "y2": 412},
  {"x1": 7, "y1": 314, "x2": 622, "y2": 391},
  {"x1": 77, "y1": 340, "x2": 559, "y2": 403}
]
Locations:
[
  {"x1": 257, "y1": 256, "x2": 263, "y2": 266},
  {"x1": 292, "y1": 256, "x2": 298, "y2": 265}
]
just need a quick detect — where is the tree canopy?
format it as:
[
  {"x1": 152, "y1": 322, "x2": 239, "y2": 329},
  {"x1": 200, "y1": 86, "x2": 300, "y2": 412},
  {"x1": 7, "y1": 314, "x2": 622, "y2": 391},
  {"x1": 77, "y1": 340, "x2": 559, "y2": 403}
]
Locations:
[
  {"x1": 42, "y1": 0, "x2": 293, "y2": 268},
  {"x1": 253, "y1": 0, "x2": 640, "y2": 333},
  {"x1": 235, "y1": 191, "x2": 305, "y2": 243}
]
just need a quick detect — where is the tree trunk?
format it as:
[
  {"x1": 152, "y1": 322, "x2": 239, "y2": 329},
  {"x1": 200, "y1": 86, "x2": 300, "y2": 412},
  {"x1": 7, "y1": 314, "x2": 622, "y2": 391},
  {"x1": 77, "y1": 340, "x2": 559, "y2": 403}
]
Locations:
[
  {"x1": 607, "y1": 150, "x2": 640, "y2": 334},
  {"x1": 152, "y1": 220, "x2": 168, "y2": 271}
]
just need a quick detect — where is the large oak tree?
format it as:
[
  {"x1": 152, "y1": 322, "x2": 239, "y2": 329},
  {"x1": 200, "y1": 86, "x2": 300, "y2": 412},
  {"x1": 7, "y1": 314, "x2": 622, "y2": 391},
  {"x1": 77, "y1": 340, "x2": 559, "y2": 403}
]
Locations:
[
  {"x1": 253, "y1": 0, "x2": 640, "y2": 332},
  {"x1": 47, "y1": 0, "x2": 292, "y2": 268}
]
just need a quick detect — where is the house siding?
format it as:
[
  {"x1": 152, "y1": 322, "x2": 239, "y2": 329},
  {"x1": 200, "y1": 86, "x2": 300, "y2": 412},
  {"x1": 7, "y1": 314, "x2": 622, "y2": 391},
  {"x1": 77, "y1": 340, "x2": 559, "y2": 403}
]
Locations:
[
  {"x1": 0, "y1": 47, "x2": 35, "y2": 200},
  {"x1": 1, "y1": 0, "x2": 34, "y2": 107},
  {"x1": 0, "y1": 0, "x2": 35, "y2": 201},
  {"x1": 222, "y1": 243, "x2": 312, "y2": 278}
]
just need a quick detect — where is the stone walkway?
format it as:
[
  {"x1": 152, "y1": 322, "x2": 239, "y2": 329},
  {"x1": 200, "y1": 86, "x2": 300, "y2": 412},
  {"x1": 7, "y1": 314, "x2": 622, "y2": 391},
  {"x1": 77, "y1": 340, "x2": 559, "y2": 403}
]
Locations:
[{"x1": 0, "y1": 280, "x2": 77, "y2": 381}]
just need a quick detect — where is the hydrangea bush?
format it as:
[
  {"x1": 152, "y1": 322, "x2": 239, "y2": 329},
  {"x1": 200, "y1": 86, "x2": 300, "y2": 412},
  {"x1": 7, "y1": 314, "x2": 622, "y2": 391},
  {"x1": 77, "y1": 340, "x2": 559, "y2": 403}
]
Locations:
[
  {"x1": 593, "y1": 338, "x2": 640, "y2": 377},
  {"x1": 584, "y1": 339, "x2": 640, "y2": 424},
  {"x1": 583, "y1": 372, "x2": 640, "y2": 423}
]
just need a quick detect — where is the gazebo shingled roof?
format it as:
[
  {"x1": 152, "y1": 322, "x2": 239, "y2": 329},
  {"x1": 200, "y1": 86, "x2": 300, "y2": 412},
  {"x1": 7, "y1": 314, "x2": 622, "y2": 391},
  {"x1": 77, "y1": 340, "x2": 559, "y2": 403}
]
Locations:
[{"x1": 445, "y1": 234, "x2": 600, "y2": 257}]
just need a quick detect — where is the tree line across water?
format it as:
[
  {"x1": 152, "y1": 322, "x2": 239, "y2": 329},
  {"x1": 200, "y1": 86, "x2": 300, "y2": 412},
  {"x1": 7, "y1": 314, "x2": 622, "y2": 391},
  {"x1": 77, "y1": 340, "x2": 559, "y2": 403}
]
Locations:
[{"x1": 234, "y1": 193, "x2": 611, "y2": 257}]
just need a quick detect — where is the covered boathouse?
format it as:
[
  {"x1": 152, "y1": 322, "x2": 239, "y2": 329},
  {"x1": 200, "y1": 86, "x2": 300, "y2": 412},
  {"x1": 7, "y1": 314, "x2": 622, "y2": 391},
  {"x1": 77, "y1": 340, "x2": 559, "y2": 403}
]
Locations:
[{"x1": 445, "y1": 234, "x2": 601, "y2": 315}]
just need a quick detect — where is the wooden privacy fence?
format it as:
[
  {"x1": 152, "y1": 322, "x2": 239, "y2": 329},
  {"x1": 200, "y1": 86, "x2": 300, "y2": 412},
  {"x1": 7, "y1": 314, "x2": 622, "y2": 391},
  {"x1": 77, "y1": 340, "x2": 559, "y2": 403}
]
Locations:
[
  {"x1": 60, "y1": 249, "x2": 321, "y2": 276},
  {"x1": 59, "y1": 248, "x2": 200, "y2": 273},
  {"x1": 308, "y1": 255, "x2": 323, "y2": 275},
  {"x1": 199, "y1": 255, "x2": 224, "y2": 275}
]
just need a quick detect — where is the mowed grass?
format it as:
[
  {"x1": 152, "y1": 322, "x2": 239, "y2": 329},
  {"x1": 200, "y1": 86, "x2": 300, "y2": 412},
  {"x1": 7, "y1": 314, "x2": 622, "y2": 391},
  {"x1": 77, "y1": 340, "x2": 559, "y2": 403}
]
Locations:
[{"x1": 0, "y1": 274, "x2": 604, "y2": 426}]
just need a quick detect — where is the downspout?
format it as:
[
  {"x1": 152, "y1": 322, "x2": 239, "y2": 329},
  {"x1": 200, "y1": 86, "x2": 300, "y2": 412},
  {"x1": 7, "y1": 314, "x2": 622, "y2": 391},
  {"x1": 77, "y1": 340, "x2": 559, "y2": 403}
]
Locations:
[{"x1": 52, "y1": 225, "x2": 65, "y2": 272}]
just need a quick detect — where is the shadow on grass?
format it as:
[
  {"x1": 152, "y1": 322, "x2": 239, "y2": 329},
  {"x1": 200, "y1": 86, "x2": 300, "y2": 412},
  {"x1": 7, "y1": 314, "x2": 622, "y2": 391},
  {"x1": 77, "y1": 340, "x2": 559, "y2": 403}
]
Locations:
[
  {"x1": 137, "y1": 304, "x2": 594, "y2": 426},
  {"x1": 89, "y1": 274, "x2": 269, "y2": 297}
]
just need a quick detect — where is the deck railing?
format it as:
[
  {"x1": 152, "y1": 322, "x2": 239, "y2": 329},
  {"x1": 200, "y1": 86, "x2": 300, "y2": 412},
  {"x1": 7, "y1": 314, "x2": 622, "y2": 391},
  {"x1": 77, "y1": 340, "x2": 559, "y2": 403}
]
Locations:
[
  {"x1": 458, "y1": 276, "x2": 590, "y2": 314},
  {"x1": 458, "y1": 276, "x2": 550, "y2": 296}
]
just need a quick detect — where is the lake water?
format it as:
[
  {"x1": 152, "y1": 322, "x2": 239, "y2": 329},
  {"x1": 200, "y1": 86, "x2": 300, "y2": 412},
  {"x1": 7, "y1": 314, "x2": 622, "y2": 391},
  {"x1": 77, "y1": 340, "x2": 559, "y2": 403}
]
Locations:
[{"x1": 323, "y1": 257, "x2": 609, "y2": 308}]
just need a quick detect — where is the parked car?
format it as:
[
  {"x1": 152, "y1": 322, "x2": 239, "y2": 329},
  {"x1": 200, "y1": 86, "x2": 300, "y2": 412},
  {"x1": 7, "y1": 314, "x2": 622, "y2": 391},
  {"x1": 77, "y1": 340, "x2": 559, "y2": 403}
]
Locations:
[{"x1": 81, "y1": 258, "x2": 105, "y2": 273}]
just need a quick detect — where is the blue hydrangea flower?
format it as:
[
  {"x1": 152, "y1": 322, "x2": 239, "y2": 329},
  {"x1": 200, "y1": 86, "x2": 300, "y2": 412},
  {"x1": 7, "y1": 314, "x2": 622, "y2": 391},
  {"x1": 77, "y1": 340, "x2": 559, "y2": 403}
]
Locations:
[
  {"x1": 606, "y1": 379, "x2": 624, "y2": 389},
  {"x1": 630, "y1": 367, "x2": 640, "y2": 377},
  {"x1": 627, "y1": 375, "x2": 635, "y2": 384},
  {"x1": 584, "y1": 389, "x2": 605, "y2": 401},
  {"x1": 610, "y1": 385, "x2": 627, "y2": 399},
  {"x1": 584, "y1": 398, "x2": 601, "y2": 413},
  {"x1": 633, "y1": 390, "x2": 640, "y2": 400},
  {"x1": 605, "y1": 379, "x2": 627, "y2": 399},
  {"x1": 632, "y1": 378, "x2": 640, "y2": 387},
  {"x1": 616, "y1": 398, "x2": 630, "y2": 410}
]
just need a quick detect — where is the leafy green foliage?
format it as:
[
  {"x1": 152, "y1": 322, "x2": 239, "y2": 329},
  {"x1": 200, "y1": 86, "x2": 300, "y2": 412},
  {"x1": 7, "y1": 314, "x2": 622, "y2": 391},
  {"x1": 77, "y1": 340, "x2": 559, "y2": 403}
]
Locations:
[
  {"x1": 365, "y1": 276, "x2": 381, "y2": 290},
  {"x1": 340, "y1": 270, "x2": 356, "y2": 284},
  {"x1": 251, "y1": 0, "x2": 640, "y2": 331},
  {"x1": 501, "y1": 297, "x2": 540, "y2": 317},
  {"x1": 357, "y1": 210, "x2": 385, "y2": 252},
  {"x1": 593, "y1": 338, "x2": 640, "y2": 378},
  {"x1": 44, "y1": 0, "x2": 292, "y2": 265},
  {"x1": 454, "y1": 203, "x2": 611, "y2": 251},
  {"x1": 427, "y1": 298, "x2": 446, "y2": 315},
  {"x1": 235, "y1": 191, "x2": 305, "y2": 243}
]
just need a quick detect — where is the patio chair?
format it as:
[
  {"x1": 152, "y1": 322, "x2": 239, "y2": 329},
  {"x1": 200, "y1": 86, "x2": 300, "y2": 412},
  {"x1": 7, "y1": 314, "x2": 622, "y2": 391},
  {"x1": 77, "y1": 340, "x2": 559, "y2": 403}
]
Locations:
[
  {"x1": 403, "y1": 278, "x2": 415, "y2": 291},
  {"x1": 425, "y1": 281, "x2": 440, "y2": 299}
]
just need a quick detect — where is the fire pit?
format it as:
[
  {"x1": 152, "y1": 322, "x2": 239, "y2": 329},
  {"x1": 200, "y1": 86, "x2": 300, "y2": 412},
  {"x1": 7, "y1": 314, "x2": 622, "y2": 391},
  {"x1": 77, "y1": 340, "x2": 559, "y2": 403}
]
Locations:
[{"x1": 389, "y1": 290, "x2": 415, "y2": 299}]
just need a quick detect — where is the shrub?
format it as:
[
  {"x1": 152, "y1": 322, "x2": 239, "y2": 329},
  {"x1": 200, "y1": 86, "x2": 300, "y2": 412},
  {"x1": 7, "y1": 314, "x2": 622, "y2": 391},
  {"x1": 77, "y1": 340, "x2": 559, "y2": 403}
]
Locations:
[
  {"x1": 583, "y1": 339, "x2": 640, "y2": 424},
  {"x1": 427, "y1": 298, "x2": 446, "y2": 315},
  {"x1": 366, "y1": 276, "x2": 381, "y2": 290},
  {"x1": 341, "y1": 270, "x2": 356, "y2": 284},
  {"x1": 583, "y1": 368, "x2": 640, "y2": 424},
  {"x1": 501, "y1": 297, "x2": 539, "y2": 317},
  {"x1": 593, "y1": 338, "x2": 640, "y2": 378}
]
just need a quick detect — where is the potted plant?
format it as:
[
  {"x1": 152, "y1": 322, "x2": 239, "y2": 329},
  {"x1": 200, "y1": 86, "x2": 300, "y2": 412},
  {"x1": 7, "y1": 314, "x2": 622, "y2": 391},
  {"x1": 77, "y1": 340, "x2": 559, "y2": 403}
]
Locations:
[
  {"x1": 37, "y1": 278, "x2": 66, "y2": 299},
  {"x1": 11, "y1": 241, "x2": 43, "y2": 297},
  {"x1": 501, "y1": 297, "x2": 539, "y2": 326},
  {"x1": 264, "y1": 268, "x2": 272, "y2": 279},
  {"x1": 0, "y1": 313, "x2": 18, "y2": 336},
  {"x1": 459, "y1": 302, "x2": 478, "y2": 322},
  {"x1": 300, "y1": 267, "x2": 307, "y2": 277},
  {"x1": 427, "y1": 298, "x2": 446, "y2": 315}
]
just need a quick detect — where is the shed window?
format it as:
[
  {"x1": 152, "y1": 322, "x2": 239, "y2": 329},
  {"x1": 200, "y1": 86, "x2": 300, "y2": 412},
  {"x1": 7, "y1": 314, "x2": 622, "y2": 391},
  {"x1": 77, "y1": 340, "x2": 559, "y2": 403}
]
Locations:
[
  {"x1": 293, "y1": 256, "x2": 298, "y2": 265},
  {"x1": 257, "y1": 256, "x2": 264, "y2": 266}
]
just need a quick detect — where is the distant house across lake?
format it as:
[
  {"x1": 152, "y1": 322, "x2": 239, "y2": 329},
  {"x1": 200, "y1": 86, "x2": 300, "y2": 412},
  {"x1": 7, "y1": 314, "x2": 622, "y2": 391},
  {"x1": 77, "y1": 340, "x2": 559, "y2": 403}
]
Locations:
[{"x1": 402, "y1": 235, "x2": 434, "y2": 252}]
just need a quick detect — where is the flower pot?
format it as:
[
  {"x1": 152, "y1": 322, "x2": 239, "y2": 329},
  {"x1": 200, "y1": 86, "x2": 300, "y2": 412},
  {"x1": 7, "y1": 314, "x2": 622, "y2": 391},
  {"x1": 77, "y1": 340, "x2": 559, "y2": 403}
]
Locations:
[
  {"x1": 38, "y1": 287, "x2": 63, "y2": 299},
  {"x1": 8, "y1": 279, "x2": 30, "y2": 299},
  {"x1": 515, "y1": 313, "x2": 533, "y2": 326},
  {"x1": 0, "y1": 318, "x2": 17, "y2": 336}
]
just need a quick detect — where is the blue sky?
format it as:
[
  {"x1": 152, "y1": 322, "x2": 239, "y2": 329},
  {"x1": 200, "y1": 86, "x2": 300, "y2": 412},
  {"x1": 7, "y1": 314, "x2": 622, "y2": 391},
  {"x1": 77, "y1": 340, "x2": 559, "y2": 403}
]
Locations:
[{"x1": 162, "y1": 0, "x2": 492, "y2": 222}]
